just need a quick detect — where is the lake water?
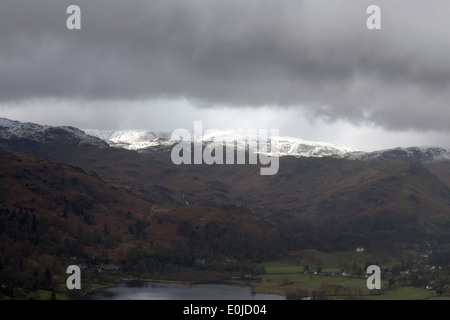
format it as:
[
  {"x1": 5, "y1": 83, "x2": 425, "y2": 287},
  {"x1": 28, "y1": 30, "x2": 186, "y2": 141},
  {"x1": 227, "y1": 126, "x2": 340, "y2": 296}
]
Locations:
[{"x1": 88, "y1": 280, "x2": 285, "y2": 300}]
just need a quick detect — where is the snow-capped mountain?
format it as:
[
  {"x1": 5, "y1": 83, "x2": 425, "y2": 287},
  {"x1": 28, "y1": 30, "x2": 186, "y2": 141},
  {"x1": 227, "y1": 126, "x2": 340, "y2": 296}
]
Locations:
[
  {"x1": 345, "y1": 146, "x2": 450, "y2": 163},
  {"x1": 199, "y1": 129, "x2": 358, "y2": 157},
  {"x1": 0, "y1": 118, "x2": 107, "y2": 147},
  {"x1": 82, "y1": 129, "x2": 173, "y2": 150},
  {"x1": 83, "y1": 127, "x2": 358, "y2": 158},
  {"x1": 82, "y1": 127, "x2": 450, "y2": 163},
  {"x1": 2, "y1": 118, "x2": 450, "y2": 163}
]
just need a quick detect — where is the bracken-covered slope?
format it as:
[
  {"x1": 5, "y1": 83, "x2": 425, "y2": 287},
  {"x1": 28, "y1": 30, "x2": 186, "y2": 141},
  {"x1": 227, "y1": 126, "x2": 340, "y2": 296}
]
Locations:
[{"x1": 1, "y1": 149, "x2": 304, "y2": 293}]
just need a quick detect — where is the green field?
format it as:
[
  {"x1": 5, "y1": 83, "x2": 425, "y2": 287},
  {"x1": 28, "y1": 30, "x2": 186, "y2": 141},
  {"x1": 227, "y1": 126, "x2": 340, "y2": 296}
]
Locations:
[
  {"x1": 369, "y1": 286, "x2": 430, "y2": 300},
  {"x1": 282, "y1": 249, "x2": 404, "y2": 273},
  {"x1": 250, "y1": 249, "x2": 449, "y2": 300},
  {"x1": 253, "y1": 260, "x2": 385, "y2": 299}
]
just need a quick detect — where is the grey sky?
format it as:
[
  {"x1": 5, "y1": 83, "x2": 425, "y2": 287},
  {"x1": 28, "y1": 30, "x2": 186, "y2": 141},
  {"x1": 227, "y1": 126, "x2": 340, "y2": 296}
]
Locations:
[{"x1": 1, "y1": 0, "x2": 450, "y2": 151}]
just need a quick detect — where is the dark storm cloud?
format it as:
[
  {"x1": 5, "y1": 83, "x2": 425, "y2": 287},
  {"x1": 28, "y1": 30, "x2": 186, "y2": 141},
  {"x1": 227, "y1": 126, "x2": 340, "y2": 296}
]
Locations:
[{"x1": 1, "y1": 0, "x2": 450, "y2": 131}]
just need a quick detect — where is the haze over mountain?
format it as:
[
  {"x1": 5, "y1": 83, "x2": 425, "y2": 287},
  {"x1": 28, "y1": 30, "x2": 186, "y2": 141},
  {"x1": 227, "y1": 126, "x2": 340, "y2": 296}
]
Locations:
[{"x1": 3, "y1": 1, "x2": 450, "y2": 152}]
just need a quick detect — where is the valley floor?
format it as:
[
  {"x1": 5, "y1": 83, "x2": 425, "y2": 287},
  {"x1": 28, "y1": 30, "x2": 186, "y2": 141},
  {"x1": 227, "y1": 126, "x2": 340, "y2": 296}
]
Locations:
[{"x1": 248, "y1": 249, "x2": 450, "y2": 300}]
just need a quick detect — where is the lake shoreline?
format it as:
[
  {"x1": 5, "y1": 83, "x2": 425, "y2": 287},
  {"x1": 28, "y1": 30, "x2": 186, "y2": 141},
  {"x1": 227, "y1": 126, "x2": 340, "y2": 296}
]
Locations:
[{"x1": 86, "y1": 277, "x2": 284, "y2": 300}]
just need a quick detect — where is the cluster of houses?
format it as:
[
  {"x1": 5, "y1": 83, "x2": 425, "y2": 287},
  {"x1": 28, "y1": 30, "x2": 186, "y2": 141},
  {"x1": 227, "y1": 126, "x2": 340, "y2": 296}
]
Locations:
[{"x1": 69, "y1": 256, "x2": 121, "y2": 273}]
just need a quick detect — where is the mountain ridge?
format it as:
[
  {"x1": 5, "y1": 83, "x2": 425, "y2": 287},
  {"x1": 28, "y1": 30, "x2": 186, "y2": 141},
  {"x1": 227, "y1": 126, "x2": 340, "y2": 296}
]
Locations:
[
  {"x1": 3, "y1": 117, "x2": 450, "y2": 164},
  {"x1": 82, "y1": 125, "x2": 450, "y2": 163},
  {"x1": 0, "y1": 118, "x2": 108, "y2": 148}
]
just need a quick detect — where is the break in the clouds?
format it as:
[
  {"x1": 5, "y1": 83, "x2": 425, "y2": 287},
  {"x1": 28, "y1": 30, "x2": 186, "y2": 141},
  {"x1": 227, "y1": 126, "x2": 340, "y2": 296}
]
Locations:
[{"x1": 1, "y1": 0, "x2": 450, "y2": 132}]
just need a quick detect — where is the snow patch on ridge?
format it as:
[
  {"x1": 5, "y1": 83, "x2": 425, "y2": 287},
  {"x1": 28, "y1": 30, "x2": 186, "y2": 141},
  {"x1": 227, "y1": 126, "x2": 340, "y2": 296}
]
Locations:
[{"x1": 83, "y1": 127, "x2": 359, "y2": 158}]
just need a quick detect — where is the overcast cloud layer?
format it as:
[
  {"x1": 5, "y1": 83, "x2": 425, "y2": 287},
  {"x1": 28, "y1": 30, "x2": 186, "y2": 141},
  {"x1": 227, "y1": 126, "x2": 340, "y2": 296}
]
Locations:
[{"x1": 1, "y1": 0, "x2": 450, "y2": 144}]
